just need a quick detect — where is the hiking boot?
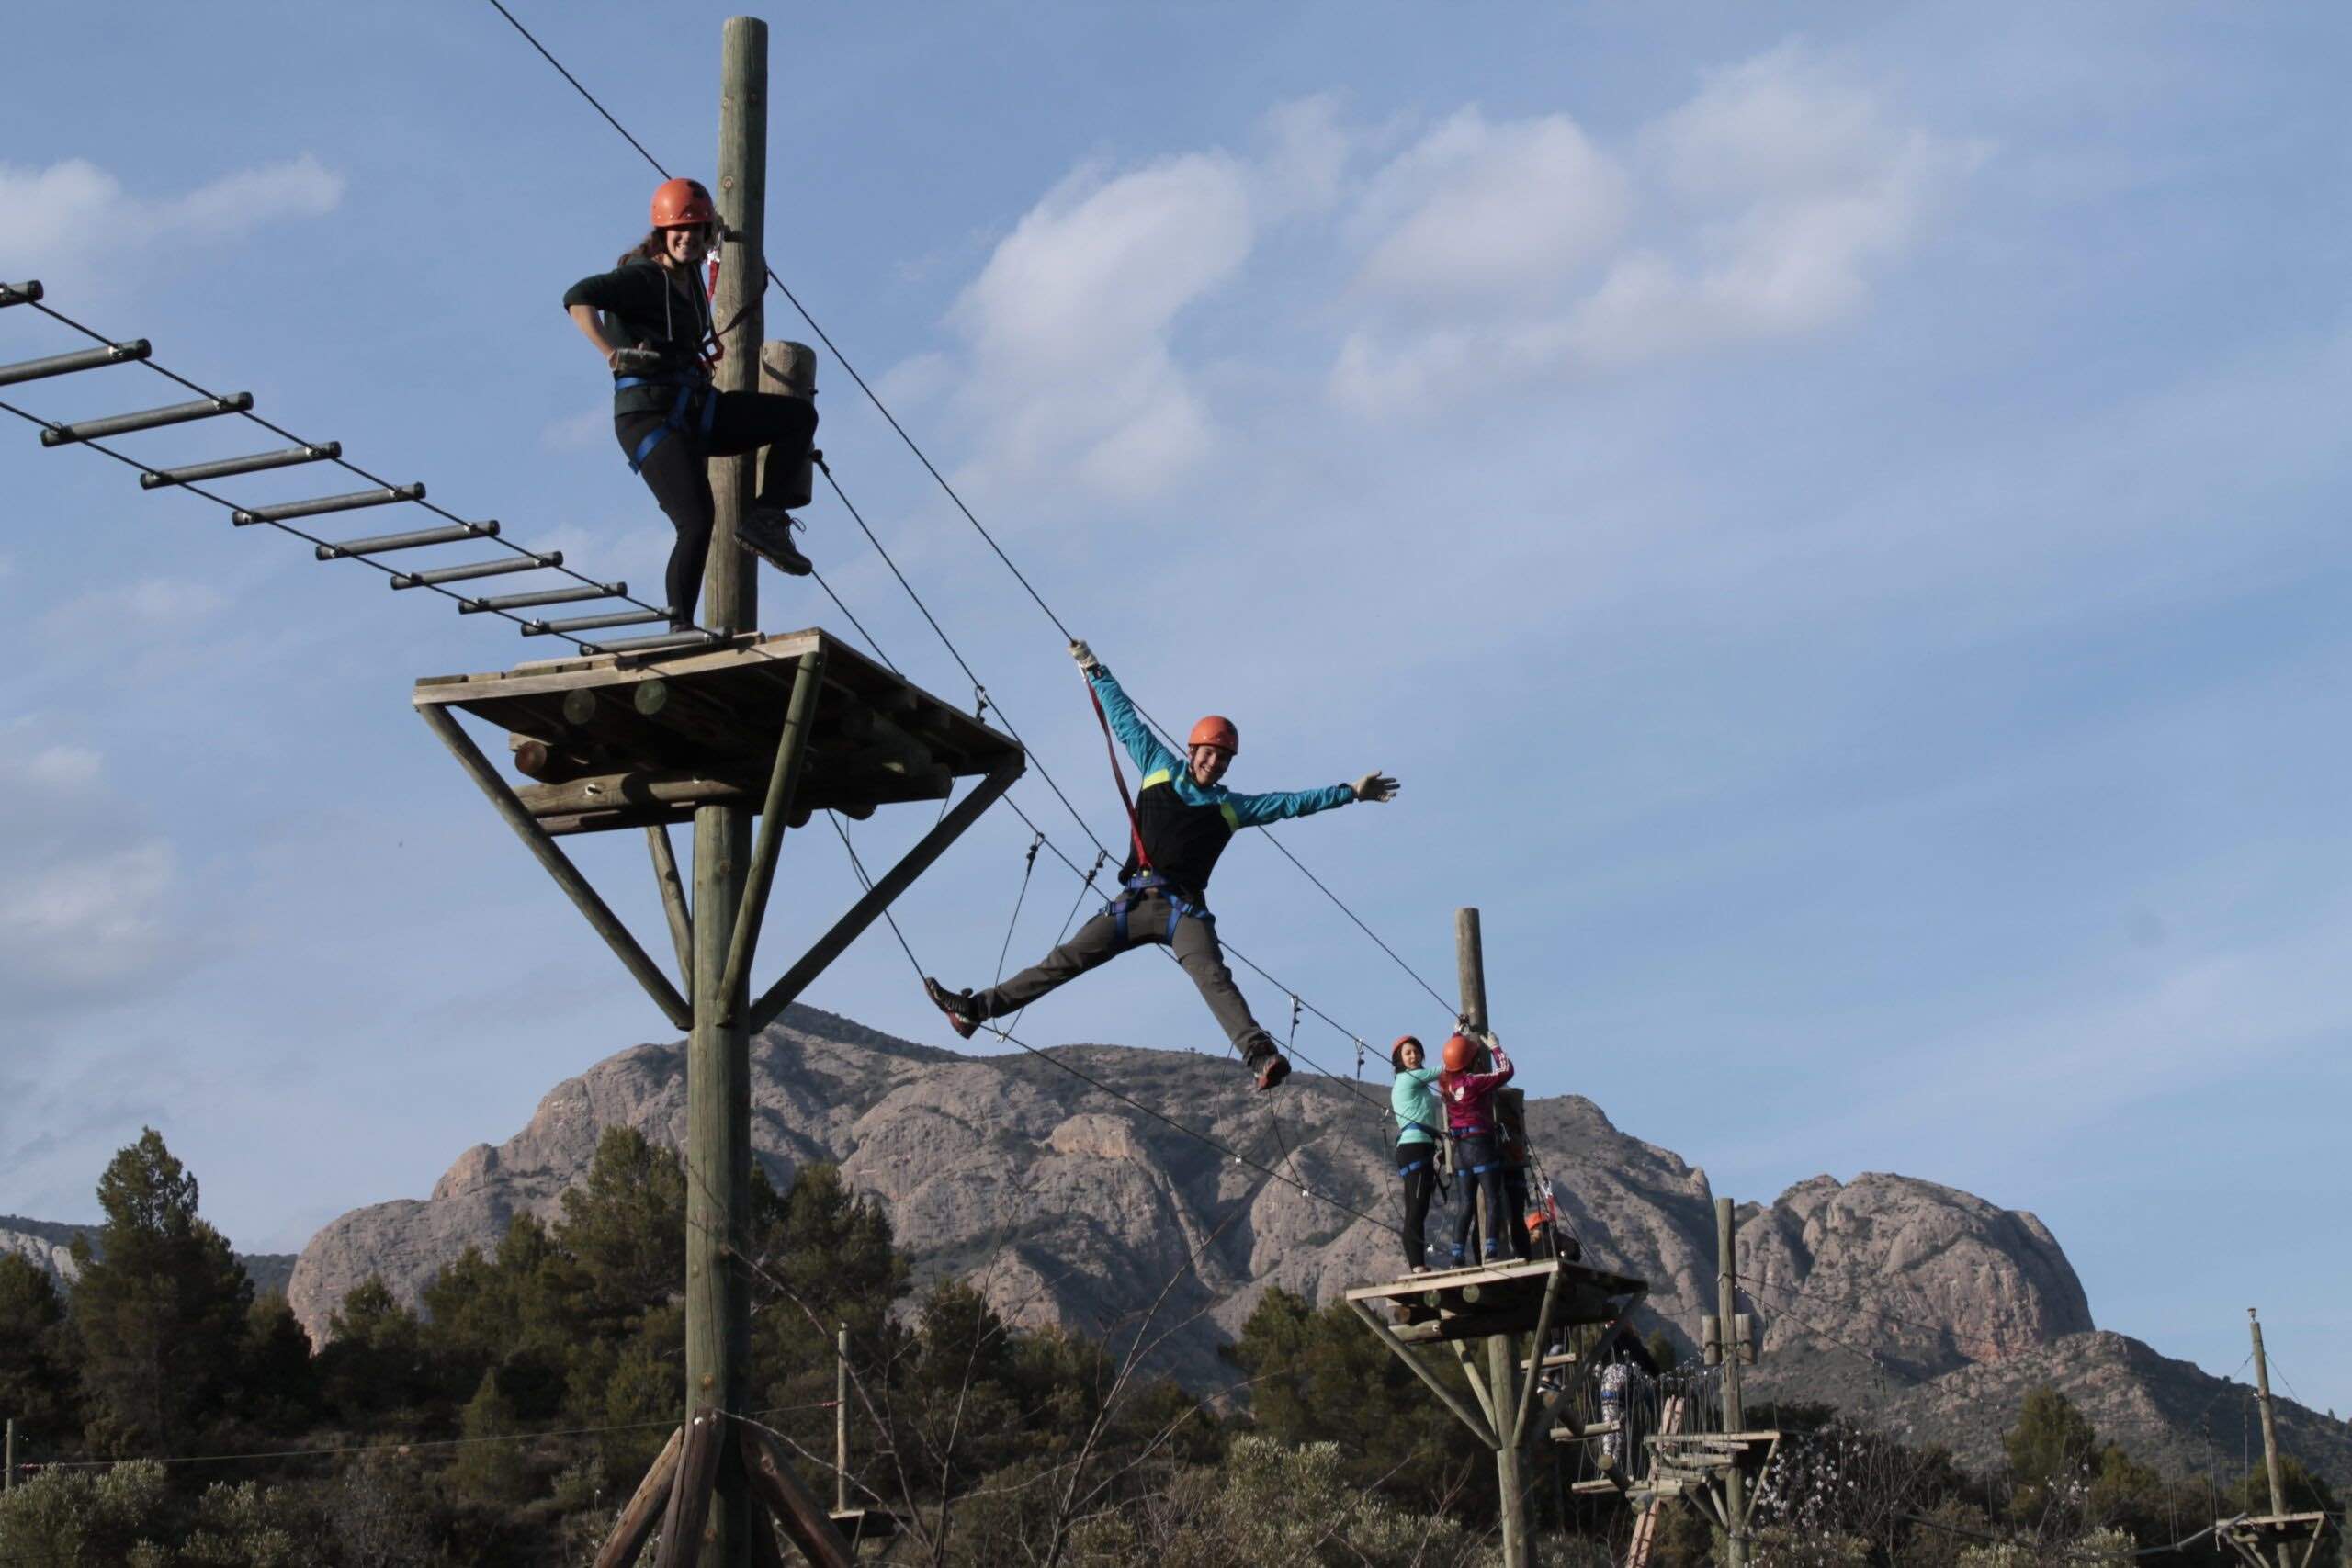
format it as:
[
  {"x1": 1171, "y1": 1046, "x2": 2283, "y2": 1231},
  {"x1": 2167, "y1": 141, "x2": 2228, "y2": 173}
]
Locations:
[
  {"x1": 1252, "y1": 1052, "x2": 1291, "y2": 1092},
  {"x1": 739, "y1": 507, "x2": 813, "y2": 575},
  {"x1": 922, "y1": 976, "x2": 980, "y2": 1040}
]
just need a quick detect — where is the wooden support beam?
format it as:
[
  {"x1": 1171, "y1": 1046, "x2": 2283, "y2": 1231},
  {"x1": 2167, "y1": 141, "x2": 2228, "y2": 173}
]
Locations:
[
  {"x1": 648, "y1": 825, "x2": 695, "y2": 987},
  {"x1": 742, "y1": 1427, "x2": 856, "y2": 1568},
  {"x1": 1453, "y1": 1340, "x2": 1501, "y2": 1432},
  {"x1": 510, "y1": 733, "x2": 605, "y2": 784},
  {"x1": 716, "y1": 650, "x2": 824, "y2": 1024},
  {"x1": 746, "y1": 752, "x2": 1024, "y2": 1032},
  {"x1": 518, "y1": 770, "x2": 756, "y2": 818},
  {"x1": 654, "y1": 1408, "x2": 726, "y2": 1568},
  {"x1": 1348, "y1": 1298, "x2": 1497, "y2": 1449},
  {"x1": 593, "y1": 1426, "x2": 684, "y2": 1568},
  {"x1": 1510, "y1": 1266, "x2": 1565, "y2": 1450},
  {"x1": 418, "y1": 704, "x2": 692, "y2": 1030}
]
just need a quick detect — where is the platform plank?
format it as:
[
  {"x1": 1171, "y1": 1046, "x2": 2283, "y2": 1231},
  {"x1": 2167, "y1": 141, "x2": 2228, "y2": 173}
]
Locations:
[{"x1": 415, "y1": 629, "x2": 1019, "y2": 835}]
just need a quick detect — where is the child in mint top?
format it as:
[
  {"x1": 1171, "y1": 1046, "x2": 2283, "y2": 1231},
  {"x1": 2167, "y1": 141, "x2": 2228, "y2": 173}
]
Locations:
[{"x1": 1390, "y1": 1036, "x2": 1444, "y2": 1272}]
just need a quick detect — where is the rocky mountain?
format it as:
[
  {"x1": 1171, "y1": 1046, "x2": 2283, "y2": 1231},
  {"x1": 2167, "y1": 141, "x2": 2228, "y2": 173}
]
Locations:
[
  {"x1": 3, "y1": 1214, "x2": 297, "y2": 1300},
  {"x1": 286, "y1": 1006, "x2": 2352, "y2": 1486}
]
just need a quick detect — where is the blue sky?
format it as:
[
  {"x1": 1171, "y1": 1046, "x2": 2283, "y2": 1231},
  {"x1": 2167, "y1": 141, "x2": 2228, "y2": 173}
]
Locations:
[{"x1": 4, "y1": 3, "x2": 2347, "y2": 1419}]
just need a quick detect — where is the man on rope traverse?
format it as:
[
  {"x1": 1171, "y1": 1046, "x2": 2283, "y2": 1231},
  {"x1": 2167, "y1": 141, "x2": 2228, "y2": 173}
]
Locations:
[
  {"x1": 562, "y1": 177, "x2": 819, "y2": 630},
  {"x1": 1438, "y1": 1030, "x2": 1520, "y2": 1267},
  {"x1": 1390, "y1": 1035, "x2": 1446, "y2": 1274},
  {"x1": 922, "y1": 639, "x2": 1400, "y2": 1091}
]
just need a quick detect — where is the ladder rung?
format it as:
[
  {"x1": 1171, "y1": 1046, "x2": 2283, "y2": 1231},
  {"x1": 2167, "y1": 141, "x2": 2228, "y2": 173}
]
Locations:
[
  {"x1": 141, "y1": 443, "x2": 339, "y2": 489},
  {"x1": 314, "y1": 521, "x2": 495, "y2": 560},
  {"x1": 389, "y1": 553, "x2": 560, "y2": 589},
  {"x1": 41, "y1": 393, "x2": 252, "y2": 446},
  {"x1": 524, "y1": 609, "x2": 669, "y2": 637},
  {"x1": 585, "y1": 629, "x2": 719, "y2": 655},
  {"x1": 459, "y1": 583, "x2": 621, "y2": 614},
  {"x1": 0, "y1": 282, "x2": 42, "y2": 308},
  {"x1": 0, "y1": 340, "x2": 150, "y2": 388},
  {"x1": 233, "y1": 482, "x2": 424, "y2": 525}
]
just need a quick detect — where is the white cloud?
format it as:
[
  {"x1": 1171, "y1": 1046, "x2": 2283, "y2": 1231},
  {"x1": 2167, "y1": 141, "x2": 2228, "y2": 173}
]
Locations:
[
  {"x1": 1348, "y1": 107, "x2": 1628, "y2": 303},
  {"x1": 944, "y1": 152, "x2": 1253, "y2": 503},
  {"x1": 0, "y1": 733, "x2": 180, "y2": 1002},
  {"x1": 0, "y1": 154, "x2": 345, "y2": 280},
  {"x1": 39, "y1": 576, "x2": 226, "y2": 637},
  {"x1": 1329, "y1": 45, "x2": 1979, "y2": 412}
]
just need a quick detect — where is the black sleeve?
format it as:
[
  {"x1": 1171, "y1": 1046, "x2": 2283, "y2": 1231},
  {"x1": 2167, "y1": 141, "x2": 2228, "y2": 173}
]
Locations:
[{"x1": 563, "y1": 263, "x2": 657, "y2": 313}]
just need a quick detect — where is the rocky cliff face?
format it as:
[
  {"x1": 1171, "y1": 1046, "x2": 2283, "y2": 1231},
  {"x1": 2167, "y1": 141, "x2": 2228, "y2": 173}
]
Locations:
[
  {"x1": 3, "y1": 1215, "x2": 296, "y2": 1300},
  {"x1": 289, "y1": 1009, "x2": 2081, "y2": 1398}
]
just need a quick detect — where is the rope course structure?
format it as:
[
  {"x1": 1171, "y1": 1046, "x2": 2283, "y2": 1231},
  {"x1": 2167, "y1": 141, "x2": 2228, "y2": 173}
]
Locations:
[
  {"x1": 481, "y1": 0, "x2": 1460, "y2": 1048},
  {"x1": 0, "y1": 282, "x2": 722, "y2": 657}
]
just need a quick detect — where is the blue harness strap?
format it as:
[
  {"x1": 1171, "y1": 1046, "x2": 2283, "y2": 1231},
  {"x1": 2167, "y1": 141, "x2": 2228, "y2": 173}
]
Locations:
[
  {"x1": 1109, "y1": 872, "x2": 1211, "y2": 944},
  {"x1": 616, "y1": 374, "x2": 718, "y2": 473},
  {"x1": 1398, "y1": 1155, "x2": 1431, "y2": 1177}
]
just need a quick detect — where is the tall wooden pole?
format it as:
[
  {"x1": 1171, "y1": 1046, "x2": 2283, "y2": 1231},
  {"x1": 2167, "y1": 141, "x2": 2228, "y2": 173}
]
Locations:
[
  {"x1": 2248, "y1": 1310, "x2": 2289, "y2": 1537},
  {"x1": 1718, "y1": 1197, "x2": 1747, "y2": 1568},
  {"x1": 1458, "y1": 908, "x2": 1530, "y2": 1568},
  {"x1": 5, "y1": 1416, "x2": 15, "y2": 1493},
  {"x1": 687, "y1": 18, "x2": 767, "y2": 1568}
]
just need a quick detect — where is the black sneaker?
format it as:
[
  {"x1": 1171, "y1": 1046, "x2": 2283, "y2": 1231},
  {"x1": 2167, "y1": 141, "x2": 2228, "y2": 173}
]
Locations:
[
  {"x1": 740, "y1": 508, "x2": 813, "y2": 576},
  {"x1": 923, "y1": 976, "x2": 980, "y2": 1040}
]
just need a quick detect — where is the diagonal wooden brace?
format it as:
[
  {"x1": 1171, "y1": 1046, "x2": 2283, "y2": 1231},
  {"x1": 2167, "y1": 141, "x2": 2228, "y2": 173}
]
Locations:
[
  {"x1": 715, "y1": 650, "x2": 824, "y2": 1024},
  {"x1": 592, "y1": 1425, "x2": 683, "y2": 1568},
  {"x1": 741, "y1": 1424, "x2": 856, "y2": 1568},
  {"x1": 746, "y1": 751, "x2": 1024, "y2": 1033},
  {"x1": 1510, "y1": 1266, "x2": 1566, "y2": 1450},
  {"x1": 646, "y1": 824, "x2": 695, "y2": 987},
  {"x1": 653, "y1": 1407, "x2": 726, "y2": 1568},
  {"x1": 1350, "y1": 1298, "x2": 1498, "y2": 1450},
  {"x1": 419, "y1": 704, "x2": 692, "y2": 1029}
]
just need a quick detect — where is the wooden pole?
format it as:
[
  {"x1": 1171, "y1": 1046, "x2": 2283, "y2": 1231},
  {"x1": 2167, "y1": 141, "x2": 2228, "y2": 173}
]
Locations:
[
  {"x1": 648, "y1": 826, "x2": 695, "y2": 986},
  {"x1": 834, "y1": 1325, "x2": 850, "y2": 1516},
  {"x1": 1458, "y1": 907, "x2": 1529, "y2": 1568},
  {"x1": 1718, "y1": 1196, "x2": 1747, "y2": 1568},
  {"x1": 707, "y1": 17, "x2": 766, "y2": 637},
  {"x1": 715, "y1": 650, "x2": 824, "y2": 1021},
  {"x1": 5, "y1": 1416, "x2": 14, "y2": 1493},
  {"x1": 2249, "y1": 1310, "x2": 2289, "y2": 1529},
  {"x1": 594, "y1": 1426, "x2": 684, "y2": 1568},
  {"x1": 685, "y1": 28, "x2": 767, "y2": 1568}
]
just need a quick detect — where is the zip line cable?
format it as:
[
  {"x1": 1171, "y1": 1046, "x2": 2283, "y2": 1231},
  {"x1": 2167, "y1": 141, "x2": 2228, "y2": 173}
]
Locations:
[{"x1": 482, "y1": 0, "x2": 1461, "y2": 1024}]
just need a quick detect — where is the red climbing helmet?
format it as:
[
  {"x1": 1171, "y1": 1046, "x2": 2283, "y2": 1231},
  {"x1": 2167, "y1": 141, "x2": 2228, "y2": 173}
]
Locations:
[
  {"x1": 650, "y1": 177, "x2": 718, "y2": 229},
  {"x1": 1188, "y1": 715, "x2": 1239, "y2": 755},
  {"x1": 1441, "y1": 1032, "x2": 1479, "y2": 1074},
  {"x1": 1389, "y1": 1034, "x2": 1423, "y2": 1071}
]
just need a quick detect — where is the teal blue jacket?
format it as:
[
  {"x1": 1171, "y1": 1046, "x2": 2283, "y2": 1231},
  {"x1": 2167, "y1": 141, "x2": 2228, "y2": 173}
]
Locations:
[
  {"x1": 1091, "y1": 666, "x2": 1356, "y2": 829},
  {"x1": 1391, "y1": 1066, "x2": 1442, "y2": 1146}
]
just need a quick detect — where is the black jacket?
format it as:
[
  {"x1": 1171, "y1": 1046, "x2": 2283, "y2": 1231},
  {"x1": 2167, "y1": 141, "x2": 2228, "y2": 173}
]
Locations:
[{"x1": 562, "y1": 258, "x2": 714, "y2": 417}]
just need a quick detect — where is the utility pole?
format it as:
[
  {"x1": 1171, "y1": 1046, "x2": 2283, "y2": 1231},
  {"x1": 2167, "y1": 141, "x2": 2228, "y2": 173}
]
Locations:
[
  {"x1": 686, "y1": 17, "x2": 767, "y2": 1567},
  {"x1": 2250, "y1": 1309, "x2": 2289, "y2": 1564},
  {"x1": 5, "y1": 1416, "x2": 15, "y2": 1494},
  {"x1": 1458, "y1": 907, "x2": 1531, "y2": 1568},
  {"x1": 1717, "y1": 1197, "x2": 1747, "y2": 1568}
]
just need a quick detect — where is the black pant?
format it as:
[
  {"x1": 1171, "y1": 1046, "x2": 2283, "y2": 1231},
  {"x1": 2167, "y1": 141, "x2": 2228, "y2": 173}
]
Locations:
[
  {"x1": 1452, "y1": 1133, "x2": 1516, "y2": 1263},
  {"x1": 616, "y1": 389, "x2": 817, "y2": 623},
  {"x1": 1398, "y1": 1145, "x2": 1439, "y2": 1270}
]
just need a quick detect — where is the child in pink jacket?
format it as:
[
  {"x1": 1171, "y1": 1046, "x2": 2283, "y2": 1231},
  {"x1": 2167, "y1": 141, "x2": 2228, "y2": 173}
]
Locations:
[{"x1": 1439, "y1": 1033, "x2": 1519, "y2": 1266}]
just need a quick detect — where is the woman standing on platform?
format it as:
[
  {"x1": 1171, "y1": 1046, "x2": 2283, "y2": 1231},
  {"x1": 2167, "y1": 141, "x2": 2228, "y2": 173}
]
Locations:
[
  {"x1": 562, "y1": 177, "x2": 819, "y2": 631},
  {"x1": 1439, "y1": 1031, "x2": 1520, "y2": 1267},
  {"x1": 1390, "y1": 1035, "x2": 1445, "y2": 1274}
]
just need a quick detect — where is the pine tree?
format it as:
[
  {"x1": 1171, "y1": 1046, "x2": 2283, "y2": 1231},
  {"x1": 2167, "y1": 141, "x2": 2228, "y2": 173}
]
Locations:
[
  {"x1": 0, "y1": 1255, "x2": 78, "y2": 1447},
  {"x1": 69, "y1": 1128, "x2": 253, "y2": 1455}
]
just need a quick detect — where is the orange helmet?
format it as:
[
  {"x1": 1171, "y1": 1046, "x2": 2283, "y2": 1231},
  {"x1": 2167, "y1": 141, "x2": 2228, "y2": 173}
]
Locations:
[
  {"x1": 1441, "y1": 1032, "x2": 1479, "y2": 1073},
  {"x1": 1389, "y1": 1034, "x2": 1423, "y2": 1071},
  {"x1": 1188, "y1": 715, "x2": 1238, "y2": 755},
  {"x1": 650, "y1": 177, "x2": 718, "y2": 229}
]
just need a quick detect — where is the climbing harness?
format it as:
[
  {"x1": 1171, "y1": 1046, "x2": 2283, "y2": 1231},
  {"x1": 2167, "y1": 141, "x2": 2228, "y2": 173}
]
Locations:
[
  {"x1": 616, "y1": 371, "x2": 717, "y2": 473},
  {"x1": 1108, "y1": 871, "x2": 1212, "y2": 944}
]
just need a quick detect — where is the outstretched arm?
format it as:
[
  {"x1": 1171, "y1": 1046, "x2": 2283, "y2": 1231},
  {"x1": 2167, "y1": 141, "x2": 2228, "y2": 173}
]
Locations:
[
  {"x1": 1073, "y1": 648, "x2": 1181, "y2": 779},
  {"x1": 1223, "y1": 781, "x2": 1359, "y2": 827}
]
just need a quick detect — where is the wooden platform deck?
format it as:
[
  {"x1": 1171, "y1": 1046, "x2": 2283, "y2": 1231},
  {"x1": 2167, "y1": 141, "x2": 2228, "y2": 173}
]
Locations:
[
  {"x1": 413, "y1": 628, "x2": 1021, "y2": 836},
  {"x1": 1344, "y1": 1256, "x2": 1647, "y2": 1343}
]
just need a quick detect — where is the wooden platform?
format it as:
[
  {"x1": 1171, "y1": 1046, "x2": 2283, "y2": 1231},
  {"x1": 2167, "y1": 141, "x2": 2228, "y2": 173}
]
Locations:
[
  {"x1": 1344, "y1": 1257, "x2": 1647, "y2": 1344},
  {"x1": 413, "y1": 629, "x2": 1021, "y2": 835}
]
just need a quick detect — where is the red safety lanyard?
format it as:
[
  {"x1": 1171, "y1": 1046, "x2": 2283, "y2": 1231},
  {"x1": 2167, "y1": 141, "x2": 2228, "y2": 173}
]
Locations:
[{"x1": 1087, "y1": 678, "x2": 1152, "y2": 874}]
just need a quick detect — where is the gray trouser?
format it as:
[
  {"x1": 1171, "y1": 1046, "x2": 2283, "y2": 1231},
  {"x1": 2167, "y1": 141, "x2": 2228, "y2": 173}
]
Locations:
[{"x1": 971, "y1": 894, "x2": 1277, "y2": 1061}]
